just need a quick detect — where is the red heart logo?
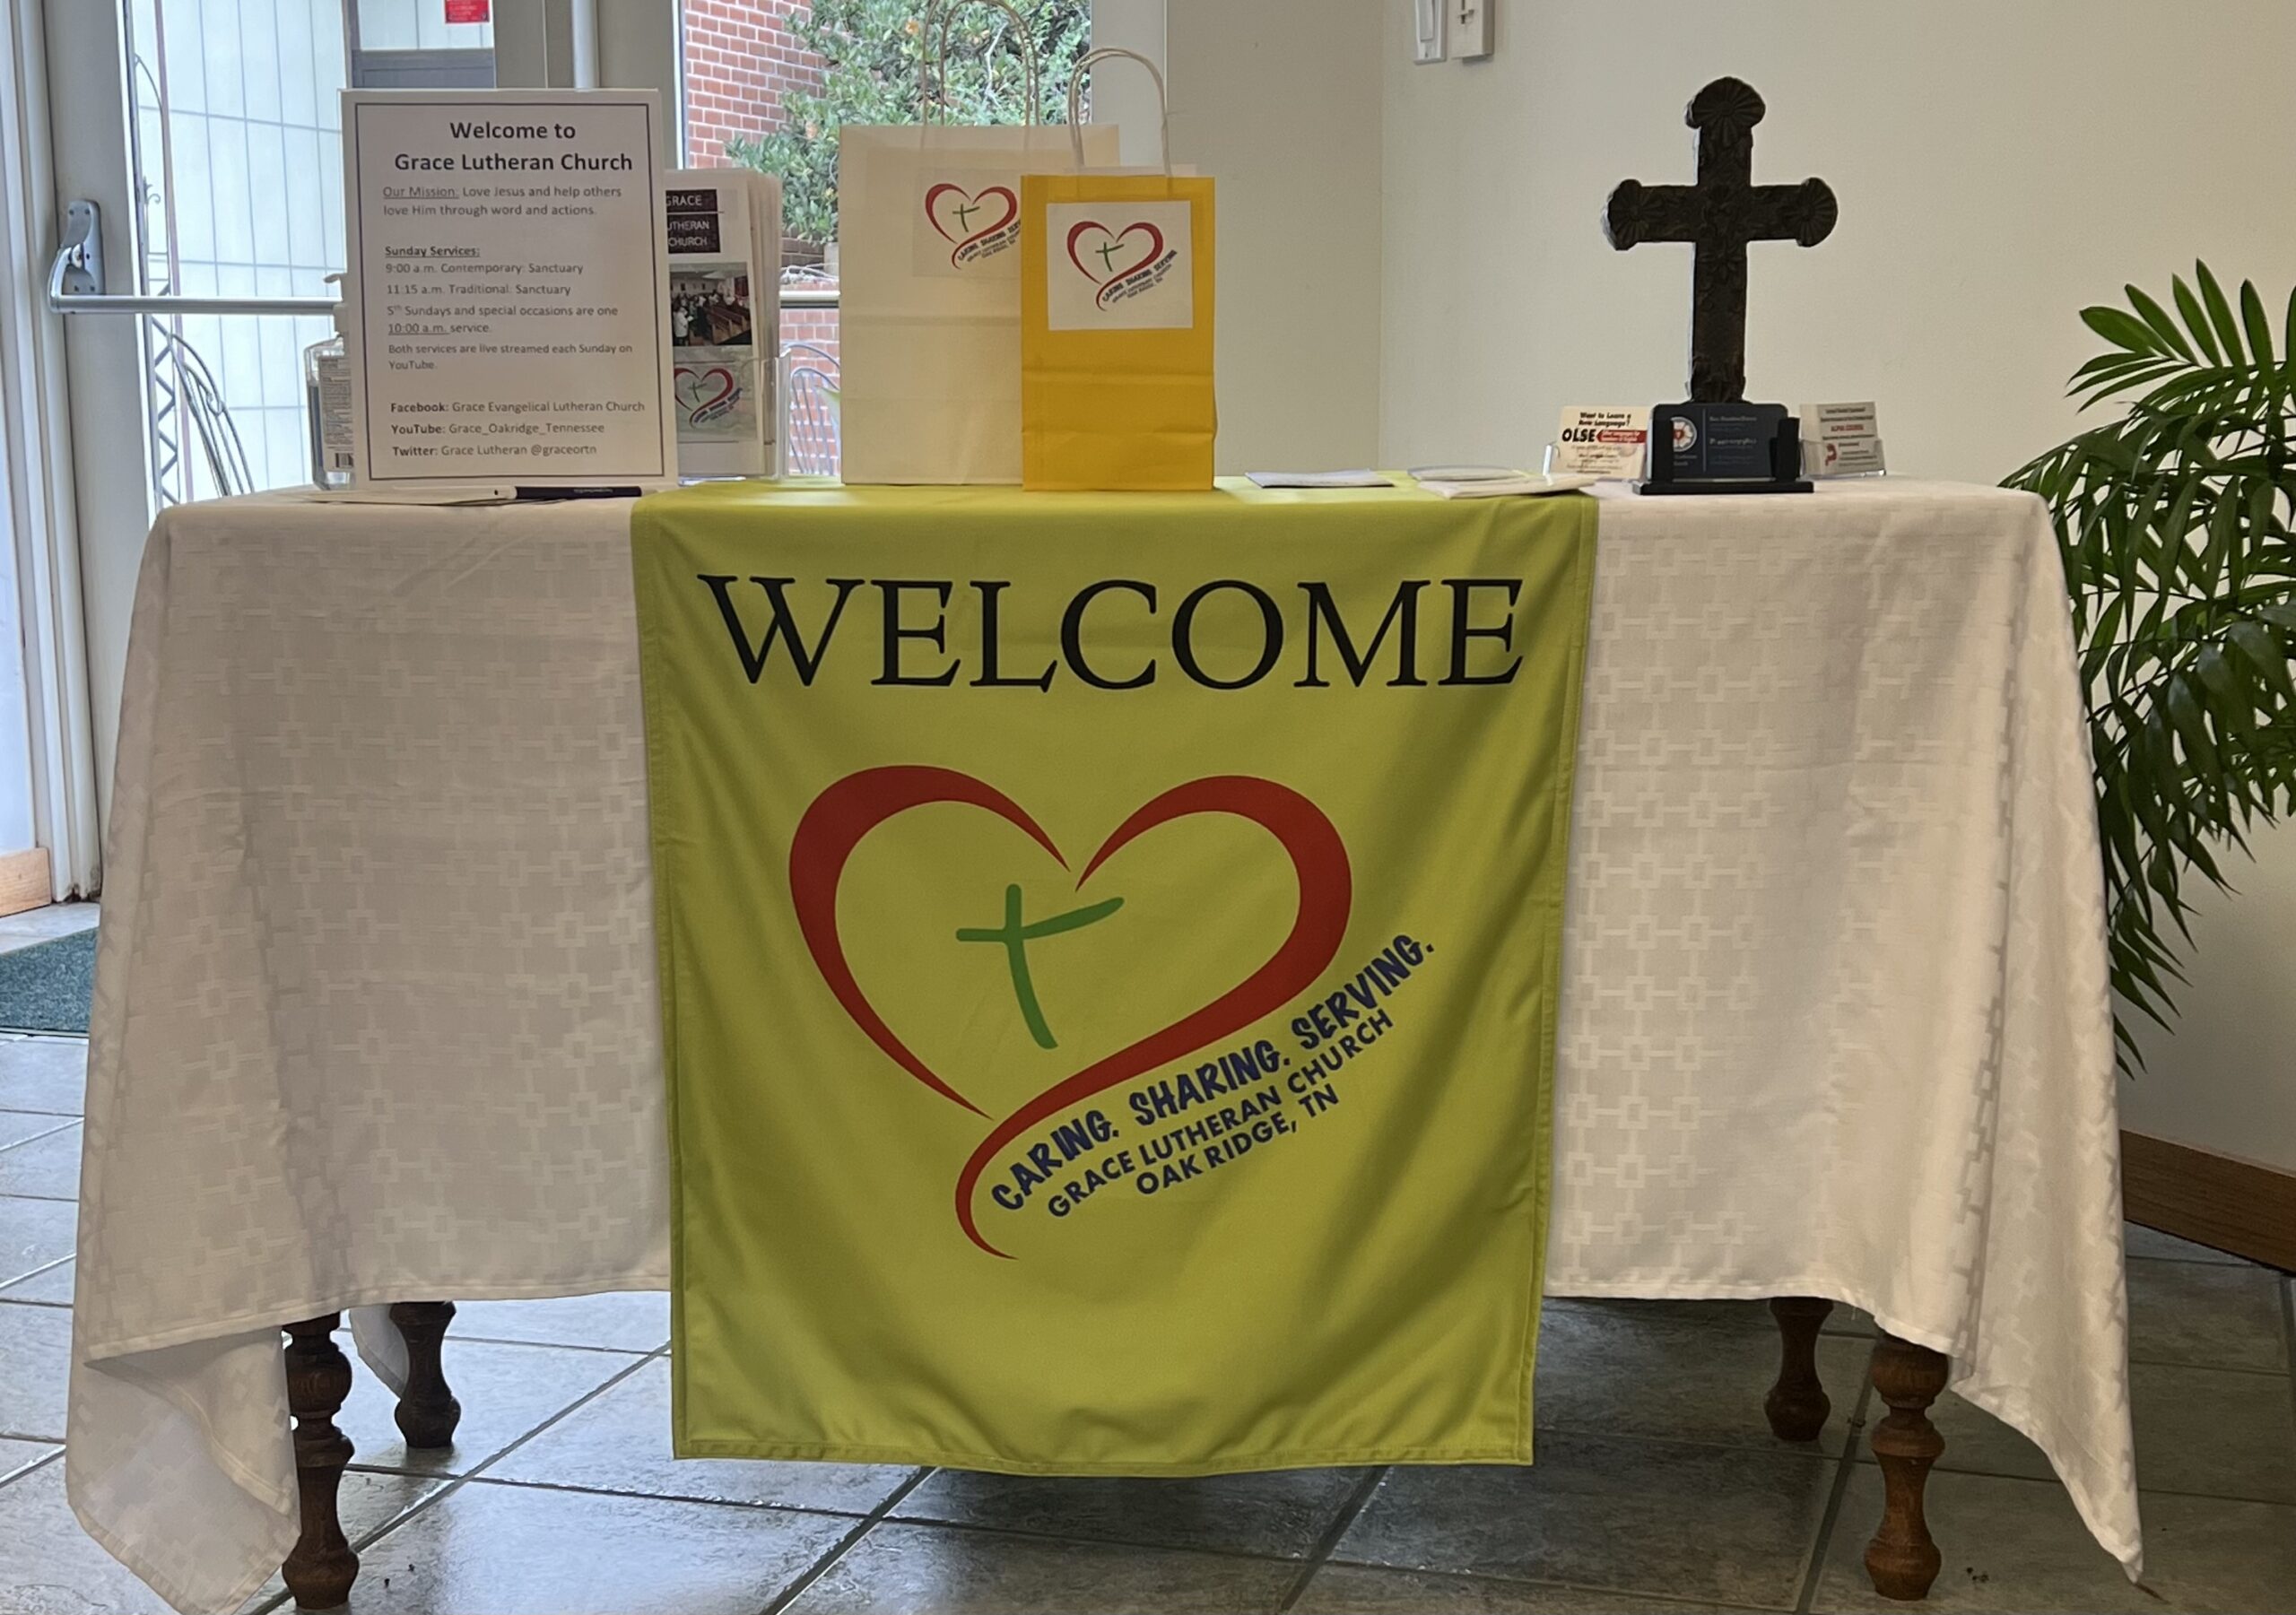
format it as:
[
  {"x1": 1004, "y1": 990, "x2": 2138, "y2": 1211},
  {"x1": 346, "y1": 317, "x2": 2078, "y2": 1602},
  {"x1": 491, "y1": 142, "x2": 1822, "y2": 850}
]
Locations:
[
  {"x1": 789, "y1": 767, "x2": 1352, "y2": 1255},
  {"x1": 1065, "y1": 220, "x2": 1166, "y2": 291},
  {"x1": 674, "y1": 365, "x2": 738, "y2": 423},
  {"x1": 924, "y1": 183, "x2": 1019, "y2": 263}
]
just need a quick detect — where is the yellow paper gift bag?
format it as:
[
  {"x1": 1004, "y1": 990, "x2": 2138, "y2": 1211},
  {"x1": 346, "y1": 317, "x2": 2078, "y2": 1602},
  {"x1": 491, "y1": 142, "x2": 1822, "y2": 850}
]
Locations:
[{"x1": 1020, "y1": 51, "x2": 1215, "y2": 491}]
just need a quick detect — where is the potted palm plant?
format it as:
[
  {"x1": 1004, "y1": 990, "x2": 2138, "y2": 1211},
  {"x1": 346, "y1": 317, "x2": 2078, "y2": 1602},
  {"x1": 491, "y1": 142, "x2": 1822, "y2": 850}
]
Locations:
[{"x1": 2007, "y1": 265, "x2": 2296, "y2": 1064}]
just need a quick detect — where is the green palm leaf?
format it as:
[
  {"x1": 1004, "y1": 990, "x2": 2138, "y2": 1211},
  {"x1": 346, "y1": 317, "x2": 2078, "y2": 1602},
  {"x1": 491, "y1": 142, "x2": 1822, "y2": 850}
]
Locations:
[
  {"x1": 2173, "y1": 275, "x2": 2223, "y2": 363},
  {"x1": 2006, "y1": 264, "x2": 2296, "y2": 1072},
  {"x1": 2196, "y1": 262, "x2": 2247, "y2": 364},
  {"x1": 2081, "y1": 306, "x2": 2161, "y2": 355},
  {"x1": 2126, "y1": 286, "x2": 2196, "y2": 361},
  {"x1": 2240, "y1": 282, "x2": 2276, "y2": 369}
]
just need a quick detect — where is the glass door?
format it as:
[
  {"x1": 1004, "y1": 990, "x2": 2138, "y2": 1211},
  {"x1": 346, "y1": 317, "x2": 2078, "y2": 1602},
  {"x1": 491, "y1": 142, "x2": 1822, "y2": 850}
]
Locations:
[
  {"x1": 122, "y1": 0, "x2": 355, "y2": 502},
  {"x1": 43, "y1": 1, "x2": 500, "y2": 836},
  {"x1": 126, "y1": 0, "x2": 501, "y2": 503}
]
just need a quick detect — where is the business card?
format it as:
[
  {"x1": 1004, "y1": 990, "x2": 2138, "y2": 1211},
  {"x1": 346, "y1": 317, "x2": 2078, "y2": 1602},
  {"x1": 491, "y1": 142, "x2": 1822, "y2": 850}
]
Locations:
[
  {"x1": 1807, "y1": 435, "x2": 1886, "y2": 475},
  {"x1": 1800, "y1": 402, "x2": 1879, "y2": 441},
  {"x1": 1553, "y1": 407, "x2": 1650, "y2": 477}
]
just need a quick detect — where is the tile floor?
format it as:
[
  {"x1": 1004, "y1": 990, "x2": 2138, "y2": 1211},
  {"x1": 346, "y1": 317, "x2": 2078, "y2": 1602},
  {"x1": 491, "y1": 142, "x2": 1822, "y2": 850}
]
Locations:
[{"x1": 4, "y1": 1014, "x2": 2294, "y2": 1612}]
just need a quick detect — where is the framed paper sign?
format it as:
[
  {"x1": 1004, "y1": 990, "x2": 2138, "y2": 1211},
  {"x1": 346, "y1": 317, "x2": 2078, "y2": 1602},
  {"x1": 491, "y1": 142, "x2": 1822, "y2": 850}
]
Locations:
[{"x1": 341, "y1": 88, "x2": 677, "y2": 490}]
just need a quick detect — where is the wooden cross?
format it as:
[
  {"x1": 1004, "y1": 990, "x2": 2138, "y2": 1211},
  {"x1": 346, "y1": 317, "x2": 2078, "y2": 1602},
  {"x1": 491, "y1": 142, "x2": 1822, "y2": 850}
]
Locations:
[{"x1": 1605, "y1": 78, "x2": 1839, "y2": 404}]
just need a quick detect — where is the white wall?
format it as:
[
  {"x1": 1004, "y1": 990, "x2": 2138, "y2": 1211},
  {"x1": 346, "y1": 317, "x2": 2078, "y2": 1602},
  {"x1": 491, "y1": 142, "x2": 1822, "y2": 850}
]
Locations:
[
  {"x1": 1379, "y1": 0, "x2": 2296, "y2": 484},
  {"x1": 1166, "y1": 0, "x2": 1383, "y2": 472},
  {"x1": 2121, "y1": 838, "x2": 2296, "y2": 1172},
  {"x1": 1377, "y1": 0, "x2": 2296, "y2": 1169}
]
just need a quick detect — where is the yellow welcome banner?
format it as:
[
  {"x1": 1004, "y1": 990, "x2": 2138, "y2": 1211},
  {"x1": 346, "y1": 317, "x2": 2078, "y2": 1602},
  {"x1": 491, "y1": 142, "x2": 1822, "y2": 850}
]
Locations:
[{"x1": 632, "y1": 481, "x2": 1596, "y2": 1473}]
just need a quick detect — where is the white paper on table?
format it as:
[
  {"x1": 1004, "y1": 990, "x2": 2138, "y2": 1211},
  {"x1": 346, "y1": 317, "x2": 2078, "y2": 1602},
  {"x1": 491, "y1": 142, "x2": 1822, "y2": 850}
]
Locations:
[
  {"x1": 1246, "y1": 470, "x2": 1395, "y2": 489},
  {"x1": 1418, "y1": 473, "x2": 1604, "y2": 499},
  {"x1": 1406, "y1": 464, "x2": 1522, "y2": 482}
]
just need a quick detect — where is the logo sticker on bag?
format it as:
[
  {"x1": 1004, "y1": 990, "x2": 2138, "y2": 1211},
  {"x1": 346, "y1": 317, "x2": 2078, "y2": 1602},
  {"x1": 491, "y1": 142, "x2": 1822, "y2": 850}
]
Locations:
[
  {"x1": 914, "y1": 173, "x2": 1025, "y2": 277},
  {"x1": 674, "y1": 361, "x2": 755, "y2": 438},
  {"x1": 1045, "y1": 200, "x2": 1194, "y2": 331}
]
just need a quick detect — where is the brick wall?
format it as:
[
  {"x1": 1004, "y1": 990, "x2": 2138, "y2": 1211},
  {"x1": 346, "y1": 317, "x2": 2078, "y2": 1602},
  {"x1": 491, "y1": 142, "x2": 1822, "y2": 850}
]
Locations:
[
  {"x1": 684, "y1": 0, "x2": 839, "y2": 368},
  {"x1": 683, "y1": 0, "x2": 825, "y2": 171},
  {"x1": 782, "y1": 308, "x2": 840, "y2": 354}
]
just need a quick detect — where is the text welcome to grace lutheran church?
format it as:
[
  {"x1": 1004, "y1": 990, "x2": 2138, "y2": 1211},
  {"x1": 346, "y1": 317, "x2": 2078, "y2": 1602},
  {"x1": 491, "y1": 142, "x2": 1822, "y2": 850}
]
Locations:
[
  {"x1": 389, "y1": 120, "x2": 639, "y2": 173},
  {"x1": 698, "y1": 575, "x2": 1535, "y2": 692}
]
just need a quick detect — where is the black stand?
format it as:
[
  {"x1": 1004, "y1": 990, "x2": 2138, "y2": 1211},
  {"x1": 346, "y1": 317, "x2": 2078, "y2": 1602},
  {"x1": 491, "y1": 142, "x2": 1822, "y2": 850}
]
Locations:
[
  {"x1": 1642, "y1": 404, "x2": 1812, "y2": 496},
  {"x1": 1639, "y1": 479, "x2": 1813, "y2": 496}
]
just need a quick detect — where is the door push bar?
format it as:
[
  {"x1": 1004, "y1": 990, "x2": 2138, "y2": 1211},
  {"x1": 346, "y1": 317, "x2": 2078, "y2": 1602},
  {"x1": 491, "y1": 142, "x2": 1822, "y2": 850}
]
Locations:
[
  {"x1": 48, "y1": 200, "x2": 337, "y2": 317},
  {"x1": 48, "y1": 198, "x2": 842, "y2": 315}
]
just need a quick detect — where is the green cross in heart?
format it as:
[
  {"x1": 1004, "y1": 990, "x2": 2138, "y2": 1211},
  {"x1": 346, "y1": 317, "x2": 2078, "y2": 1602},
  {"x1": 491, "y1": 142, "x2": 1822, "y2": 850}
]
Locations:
[{"x1": 956, "y1": 885, "x2": 1126, "y2": 1050}]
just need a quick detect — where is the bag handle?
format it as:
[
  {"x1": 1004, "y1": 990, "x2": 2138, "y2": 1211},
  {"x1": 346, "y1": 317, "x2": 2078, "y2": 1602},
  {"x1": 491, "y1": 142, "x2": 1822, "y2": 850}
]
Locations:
[
  {"x1": 1066, "y1": 47, "x2": 1170, "y2": 174},
  {"x1": 920, "y1": 0, "x2": 1043, "y2": 126}
]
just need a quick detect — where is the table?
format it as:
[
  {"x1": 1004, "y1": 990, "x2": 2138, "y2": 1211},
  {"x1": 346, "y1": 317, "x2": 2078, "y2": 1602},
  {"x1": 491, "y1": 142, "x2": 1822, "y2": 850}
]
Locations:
[{"x1": 69, "y1": 482, "x2": 2139, "y2": 1614}]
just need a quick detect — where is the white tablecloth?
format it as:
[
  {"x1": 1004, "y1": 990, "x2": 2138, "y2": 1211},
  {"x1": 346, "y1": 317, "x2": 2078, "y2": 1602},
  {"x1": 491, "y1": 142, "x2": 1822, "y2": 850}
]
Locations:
[{"x1": 69, "y1": 482, "x2": 2138, "y2": 1613}]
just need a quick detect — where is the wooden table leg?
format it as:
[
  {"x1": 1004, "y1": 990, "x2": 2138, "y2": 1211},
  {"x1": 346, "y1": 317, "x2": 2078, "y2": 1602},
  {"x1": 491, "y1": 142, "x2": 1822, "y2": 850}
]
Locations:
[
  {"x1": 1764, "y1": 1296, "x2": 1834, "y2": 1441},
  {"x1": 1866, "y1": 1330, "x2": 1949, "y2": 1601},
  {"x1": 388, "y1": 1300, "x2": 462, "y2": 1449},
  {"x1": 282, "y1": 1315, "x2": 358, "y2": 1610}
]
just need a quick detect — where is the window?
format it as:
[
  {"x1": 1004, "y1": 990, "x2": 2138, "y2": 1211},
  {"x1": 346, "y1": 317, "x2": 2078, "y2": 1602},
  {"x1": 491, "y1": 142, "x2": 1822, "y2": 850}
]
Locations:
[
  {"x1": 351, "y1": 0, "x2": 498, "y2": 88},
  {"x1": 122, "y1": 0, "x2": 498, "y2": 503}
]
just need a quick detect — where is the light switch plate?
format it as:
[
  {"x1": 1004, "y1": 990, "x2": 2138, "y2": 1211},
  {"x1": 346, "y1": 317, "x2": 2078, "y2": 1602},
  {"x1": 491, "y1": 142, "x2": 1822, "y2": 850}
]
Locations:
[
  {"x1": 1451, "y1": 0, "x2": 1493, "y2": 58},
  {"x1": 1413, "y1": 0, "x2": 1448, "y2": 64}
]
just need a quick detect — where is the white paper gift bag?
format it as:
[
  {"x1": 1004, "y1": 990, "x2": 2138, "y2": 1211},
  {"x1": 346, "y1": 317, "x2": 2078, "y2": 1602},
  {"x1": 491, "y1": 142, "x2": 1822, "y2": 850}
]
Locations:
[{"x1": 837, "y1": 1, "x2": 1120, "y2": 485}]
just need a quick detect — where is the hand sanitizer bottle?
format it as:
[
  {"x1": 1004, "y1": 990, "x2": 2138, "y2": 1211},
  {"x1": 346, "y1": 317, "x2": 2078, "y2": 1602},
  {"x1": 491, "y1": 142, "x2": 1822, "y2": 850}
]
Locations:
[{"x1": 304, "y1": 274, "x2": 355, "y2": 489}]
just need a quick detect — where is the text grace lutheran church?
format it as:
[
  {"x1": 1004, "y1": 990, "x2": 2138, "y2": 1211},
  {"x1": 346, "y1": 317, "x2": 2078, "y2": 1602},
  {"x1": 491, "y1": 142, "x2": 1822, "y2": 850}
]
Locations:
[
  {"x1": 3, "y1": 4, "x2": 2293, "y2": 1615},
  {"x1": 394, "y1": 113, "x2": 640, "y2": 172}
]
